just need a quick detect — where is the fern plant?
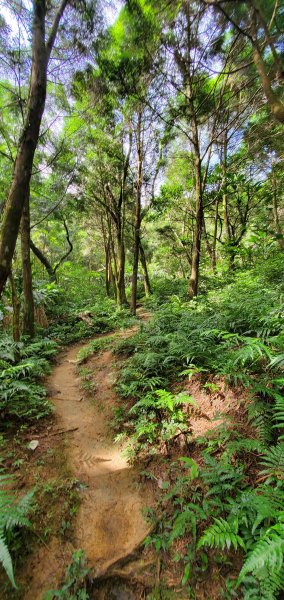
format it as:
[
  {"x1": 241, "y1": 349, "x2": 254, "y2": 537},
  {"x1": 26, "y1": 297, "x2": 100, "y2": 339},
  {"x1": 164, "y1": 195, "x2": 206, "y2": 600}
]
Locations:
[
  {"x1": 198, "y1": 517, "x2": 245, "y2": 551},
  {"x1": 272, "y1": 390, "x2": 284, "y2": 440},
  {"x1": 259, "y1": 443, "x2": 284, "y2": 482},
  {"x1": 0, "y1": 471, "x2": 33, "y2": 587},
  {"x1": 238, "y1": 522, "x2": 284, "y2": 599},
  {"x1": 0, "y1": 336, "x2": 54, "y2": 423},
  {"x1": 126, "y1": 390, "x2": 195, "y2": 455}
]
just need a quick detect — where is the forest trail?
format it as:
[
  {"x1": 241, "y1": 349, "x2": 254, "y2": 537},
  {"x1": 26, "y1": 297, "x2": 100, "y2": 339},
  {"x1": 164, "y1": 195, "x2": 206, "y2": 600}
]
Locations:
[{"x1": 25, "y1": 311, "x2": 153, "y2": 599}]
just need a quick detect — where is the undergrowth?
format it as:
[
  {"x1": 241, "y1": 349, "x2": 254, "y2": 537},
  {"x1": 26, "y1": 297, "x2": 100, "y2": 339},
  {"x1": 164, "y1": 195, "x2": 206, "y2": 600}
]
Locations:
[
  {"x1": 114, "y1": 258, "x2": 284, "y2": 598},
  {"x1": 0, "y1": 336, "x2": 57, "y2": 425},
  {"x1": 44, "y1": 550, "x2": 90, "y2": 600},
  {"x1": 46, "y1": 298, "x2": 136, "y2": 345},
  {"x1": 0, "y1": 466, "x2": 34, "y2": 588}
]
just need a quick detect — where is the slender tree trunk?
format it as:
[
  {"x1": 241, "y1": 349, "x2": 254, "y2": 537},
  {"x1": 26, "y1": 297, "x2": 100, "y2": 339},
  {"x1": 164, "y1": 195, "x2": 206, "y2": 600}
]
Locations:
[
  {"x1": 203, "y1": 216, "x2": 214, "y2": 269},
  {"x1": 222, "y1": 146, "x2": 229, "y2": 241},
  {"x1": 139, "y1": 241, "x2": 152, "y2": 296},
  {"x1": 272, "y1": 164, "x2": 284, "y2": 249},
  {"x1": 107, "y1": 220, "x2": 118, "y2": 278},
  {"x1": 109, "y1": 227, "x2": 118, "y2": 301},
  {"x1": 131, "y1": 111, "x2": 143, "y2": 315},
  {"x1": 105, "y1": 243, "x2": 111, "y2": 297},
  {"x1": 116, "y1": 222, "x2": 127, "y2": 306},
  {"x1": 221, "y1": 135, "x2": 234, "y2": 270},
  {"x1": 21, "y1": 193, "x2": 35, "y2": 338},
  {"x1": 0, "y1": 0, "x2": 68, "y2": 296},
  {"x1": 189, "y1": 125, "x2": 203, "y2": 299},
  {"x1": 101, "y1": 216, "x2": 111, "y2": 297},
  {"x1": 9, "y1": 271, "x2": 20, "y2": 343},
  {"x1": 211, "y1": 198, "x2": 219, "y2": 272},
  {"x1": 108, "y1": 259, "x2": 116, "y2": 299}
]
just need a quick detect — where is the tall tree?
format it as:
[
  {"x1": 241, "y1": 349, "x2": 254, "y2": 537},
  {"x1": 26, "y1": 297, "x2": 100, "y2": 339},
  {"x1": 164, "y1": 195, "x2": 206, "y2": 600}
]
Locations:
[{"x1": 0, "y1": 0, "x2": 97, "y2": 296}]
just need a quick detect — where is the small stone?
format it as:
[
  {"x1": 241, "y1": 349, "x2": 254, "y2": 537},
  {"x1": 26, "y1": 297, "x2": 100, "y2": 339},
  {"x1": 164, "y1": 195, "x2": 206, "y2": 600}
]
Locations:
[{"x1": 28, "y1": 440, "x2": 39, "y2": 451}]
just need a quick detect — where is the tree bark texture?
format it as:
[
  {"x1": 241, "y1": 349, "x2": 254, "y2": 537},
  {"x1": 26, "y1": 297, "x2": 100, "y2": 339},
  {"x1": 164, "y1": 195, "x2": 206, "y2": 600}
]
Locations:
[
  {"x1": 131, "y1": 111, "x2": 143, "y2": 315},
  {"x1": 140, "y1": 241, "x2": 152, "y2": 296},
  {"x1": 9, "y1": 271, "x2": 20, "y2": 343},
  {"x1": 189, "y1": 152, "x2": 203, "y2": 298},
  {"x1": 21, "y1": 193, "x2": 35, "y2": 337}
]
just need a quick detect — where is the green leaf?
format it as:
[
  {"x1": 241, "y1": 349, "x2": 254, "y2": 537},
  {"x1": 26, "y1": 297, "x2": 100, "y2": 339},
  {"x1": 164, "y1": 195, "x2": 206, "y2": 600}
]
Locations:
[{"x1": 0, "y1": 533, "x2": 16, "y2": 588}]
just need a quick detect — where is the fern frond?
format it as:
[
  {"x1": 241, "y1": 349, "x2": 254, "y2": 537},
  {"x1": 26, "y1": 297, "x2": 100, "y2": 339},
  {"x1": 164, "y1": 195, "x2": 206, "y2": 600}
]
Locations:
[
  {"x1": 0, "y1": 533, "x2": 16, "y2": 588},
  {"x1": 248, "y1": 399, "x2": 273, "y2": 444},
  {"x1": 239, "y1": 524, "x2": 284, "y2": 583},
  {"x1": 198, "y1": 517, "x2": 245, "y2": 551},
  {"x1": 259, "y1": 443, "x2": 284, "y2": 481},
  {"x1": 272, "y1": 393, "x2": 284, "y2": 439},
  {"x1": 3, "y1": 490, "x2": 34, "y2": 530},
  {"x1": 270, "y1": 354, "x2": 284, "y2": 370}
]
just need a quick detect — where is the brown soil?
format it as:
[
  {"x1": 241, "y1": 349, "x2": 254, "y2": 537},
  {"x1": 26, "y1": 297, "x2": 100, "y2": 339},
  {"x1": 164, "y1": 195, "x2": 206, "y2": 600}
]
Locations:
[{"x1": 22, "y1": 313, "x2": 154, "y2": 600}]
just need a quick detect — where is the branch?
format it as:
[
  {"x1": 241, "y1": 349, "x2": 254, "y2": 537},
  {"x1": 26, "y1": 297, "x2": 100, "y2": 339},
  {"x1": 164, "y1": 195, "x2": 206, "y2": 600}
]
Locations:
[
  {"x1": 46, "y1": 0, "x2": 69, "y2": 60},
  {"x1": 30, "y1": 239, "x2": 57, "y2": 281},
  {"x1": 203, "y1": 1, "x2": 255, "y2": 43},
  {"x1": 53, "y1": 219, "x2": 73, "y2": 273}
]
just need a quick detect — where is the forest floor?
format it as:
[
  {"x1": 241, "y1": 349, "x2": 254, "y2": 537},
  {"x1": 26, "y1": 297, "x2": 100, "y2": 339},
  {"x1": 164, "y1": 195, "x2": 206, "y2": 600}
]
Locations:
[{"x1": 9, "y1": 310, "x2": 156, "y2": 600}]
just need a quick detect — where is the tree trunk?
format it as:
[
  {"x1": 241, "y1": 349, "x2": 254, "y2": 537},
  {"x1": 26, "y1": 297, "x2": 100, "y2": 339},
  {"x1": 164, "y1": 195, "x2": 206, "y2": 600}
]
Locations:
[
  {"x1": 140, "y1": 241, "x2": 152, "y2": 296},
  {"x1": 116, "y1": 220, "x2": 127, "y2": 306},
  {"x1": 105, "y1": 244, "x2": 111, "y2": 297},
  {"x1": 109, "y1": 242, "x2": 117, "y2": 301},
  {"x1": 21, "y1": 193, "x2": 35, "y2": 338},
  {"x1": 0, "y1": 0, "x2": 68, "y2": 296},
  {"x1": 9, "y1": 271, "x2": 20, "y2": 343},
  {"x1": 203, "y1": 217, "x2": 214, "y2": 270},
  {"x1": 211, "y1": 198, "x2": 219, "y2": 272},
  {"x1": 272, "y1": 164, "x2": 284, "y2": 249},
  {"x1": 131, "y1": 111, "x2": 143, "y2": 315},
  {"x1": 189, "y1": 143, "x2": 203, "y2": 299},
  {"x1": 221, "y1": 136, "x2": 234, "y2": 270},
  {"x1": 101, "y1": 216, "x2": 111, "y2": 297},
  {"x1": 109, "y1": 262, "x2": 116, "y2": 295},
  {"x1": 222, "y1": 138, "x2": 230, "y2": 243}
]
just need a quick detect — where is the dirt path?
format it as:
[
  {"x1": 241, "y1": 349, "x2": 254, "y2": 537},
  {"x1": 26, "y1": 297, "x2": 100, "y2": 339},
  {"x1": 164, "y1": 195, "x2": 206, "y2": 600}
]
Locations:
[{"x1": 24, "y1": 315, "x2": 153, "y2": 599}]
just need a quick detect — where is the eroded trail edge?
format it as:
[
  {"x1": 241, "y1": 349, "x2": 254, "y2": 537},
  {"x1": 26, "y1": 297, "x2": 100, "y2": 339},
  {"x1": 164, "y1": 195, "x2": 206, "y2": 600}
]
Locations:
[{"x1": 25, "y1": 316, "x2": 152, "y2": 599}]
